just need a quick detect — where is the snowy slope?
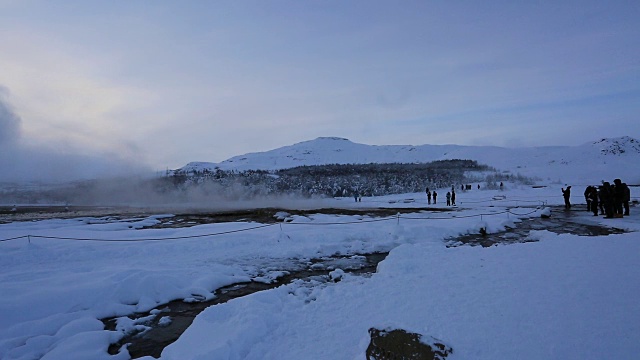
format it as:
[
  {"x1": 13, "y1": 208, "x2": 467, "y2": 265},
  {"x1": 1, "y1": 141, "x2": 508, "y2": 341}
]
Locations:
[{"x1": 178, "y1": 136, "x2": 640, "y2": 185}]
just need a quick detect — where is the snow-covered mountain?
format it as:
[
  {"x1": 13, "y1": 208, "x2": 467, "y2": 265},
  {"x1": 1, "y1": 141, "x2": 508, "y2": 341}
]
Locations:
[{"x1": 178, "y1": 136, "x2": 640, "y2": 185}]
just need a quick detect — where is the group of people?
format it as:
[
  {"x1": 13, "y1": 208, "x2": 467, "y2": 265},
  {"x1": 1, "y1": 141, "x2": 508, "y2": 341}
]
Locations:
[
  {"x1": 426, "y1": 188, "x2": 437, "y2": 204},
  {"x1": 582, "y1": 179, "x2": 631, "y2": 218},
  {"x1": 425, "y1": 186, "x2": 456, "y2": 206},
  {"x1": 564, "y1": 181, "x2": 632, "y2": 217}
]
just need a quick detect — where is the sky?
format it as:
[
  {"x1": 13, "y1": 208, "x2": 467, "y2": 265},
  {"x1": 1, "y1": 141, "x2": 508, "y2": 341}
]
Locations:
[{"x1": 1, "y1": 0, "x2": 639, "y2": 182}]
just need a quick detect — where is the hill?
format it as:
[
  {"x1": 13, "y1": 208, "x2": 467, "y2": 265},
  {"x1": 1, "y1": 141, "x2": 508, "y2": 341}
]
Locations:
[{"x1": 177, "y1": 136, "x2": 640, "y2": 186}]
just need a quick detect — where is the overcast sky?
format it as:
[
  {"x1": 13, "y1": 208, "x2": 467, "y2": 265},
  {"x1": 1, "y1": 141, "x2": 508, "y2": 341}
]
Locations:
[{"x1": 1, "y1": 1, "x2": 639, "y2": 181}]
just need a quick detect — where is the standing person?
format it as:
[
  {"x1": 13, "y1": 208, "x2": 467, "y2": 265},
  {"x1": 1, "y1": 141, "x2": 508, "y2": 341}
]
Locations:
[
  {"x1": 433, "y1": 191, "x2": 438, "y2": 204},
  {"x1": 427, "y1": 190, "x2": 432, "y2": 205},
  {"x1": 589, "y1": 186, "x2": 599, "y2": 216},
  {"x1": 451, "y1": 190, "x2": 456, "y2": 205},
  {"x1": 561, "y1": 186, "x2": 572, "y2": 209},
  {"x1": 584, "y1": 186, "x2": 593, "y2": 211},
  {"x1": 598, "y1": 186, "x2": 606, "y2": 215},
  {"x1": 500, "y1": 182, "x2": 504, "y2": 191},
  {"x1": 446, "y1": 191, "x2": 451, "y2": 206},
  {"x1": 622, "y1": 182, "x2": 630, "y2": 216},
  {"x1": 602, "y1": 182, "x2": 614, "y2": 218},
  {"x1": 612, "y1": 179, "x2": 624, "y2": 217}
]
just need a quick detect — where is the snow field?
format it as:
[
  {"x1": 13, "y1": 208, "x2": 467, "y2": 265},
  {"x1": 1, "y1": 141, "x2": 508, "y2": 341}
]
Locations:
[{"x1": 1, "y1": 184, "x2": 638, "y2": 359}]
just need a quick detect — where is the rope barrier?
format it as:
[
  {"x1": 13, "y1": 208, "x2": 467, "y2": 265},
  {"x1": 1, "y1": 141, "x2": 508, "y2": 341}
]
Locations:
[
  {"x1": 0, "y1": 205, "x2": 548, "y2": 243},
  {"x1": 0, "y1": 235, "x2": 29, "y2": 242},
  {"x1": 282, "y1": 216, "x2": 396, "y2": 226},
  {"x1": 3, "y1": 224, "x2": 276, "y2": 243},
  {"x1": 399, "y1": 210, "x2": 510, "y2": 220},
  {"x1": 507, "y1": 208, "x2": 542, "y2": 216}
]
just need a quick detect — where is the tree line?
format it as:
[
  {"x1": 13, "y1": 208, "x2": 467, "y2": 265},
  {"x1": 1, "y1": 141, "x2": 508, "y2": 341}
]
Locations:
[{"x1": 169, "y1": 160, "x2": 494, "y2": 198}]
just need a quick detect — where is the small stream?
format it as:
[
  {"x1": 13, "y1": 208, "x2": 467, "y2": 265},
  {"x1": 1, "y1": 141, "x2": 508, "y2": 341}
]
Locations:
[{"x1": 104, "y1": 252, "x2": 388, "y2": 358}]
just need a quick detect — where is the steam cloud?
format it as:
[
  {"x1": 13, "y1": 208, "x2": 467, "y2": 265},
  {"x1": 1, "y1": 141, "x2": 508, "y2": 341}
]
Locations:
[
  {"x1": 0, "y1": 87, "x2": 21, "y2": 148},
  {"x1": 0, "y1": 86, "x2": 151, "y2": 184},
  {"x1": 1, "y1": 87, "x2": 323, "y2": 210}
]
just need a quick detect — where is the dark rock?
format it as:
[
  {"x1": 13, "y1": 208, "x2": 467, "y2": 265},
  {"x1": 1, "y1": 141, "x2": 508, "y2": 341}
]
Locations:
[{"x1": 366, "y1": 328, "x2": 452, "y2": 360}]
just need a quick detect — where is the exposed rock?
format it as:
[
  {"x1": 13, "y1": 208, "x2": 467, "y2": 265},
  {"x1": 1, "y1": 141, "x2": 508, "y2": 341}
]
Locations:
[{"x1": 366, "y1": 328, "x2": 452, "y2": 360}]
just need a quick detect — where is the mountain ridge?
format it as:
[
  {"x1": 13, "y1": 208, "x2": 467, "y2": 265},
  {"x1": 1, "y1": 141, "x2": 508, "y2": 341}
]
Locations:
[{"x1": 177, "y1": 136, "x2": 640, "y2": 185}]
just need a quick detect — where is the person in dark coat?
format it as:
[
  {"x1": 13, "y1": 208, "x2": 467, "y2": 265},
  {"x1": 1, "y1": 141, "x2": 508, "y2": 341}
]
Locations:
[
  {"x1": 601, "y1": 182, "x2": 614, "y2": 218},
  {"x1": 446, "y1": 191, "x2": 451, "y2": 206},
  {"x1": 598, "y1": 186, "x2": 605, "y2": 215},
  {"x1": 451, "y1": 190, "x2": 456, "y2": 205},
  {"x1": 622, "y1": 183, "x2": 630, "y2": 216},
  {"x1": 584, "y1": 186, "x2": 593, "y2": 211},
  {"x1": 588, "y1": 186, "x2": 599, "y2": 216},
  {"x1": 427, "y1": 189, "x2": 432, "y2": 205},
  {"x1": 433, "y1": 191, "x2": 438, "y2": 204},
  {"x1": 612, "y1": 179, "x2": 624, "y2": 217},
  {"x1": 561, "y1": 186, "x2": 572, "y2": 209}
]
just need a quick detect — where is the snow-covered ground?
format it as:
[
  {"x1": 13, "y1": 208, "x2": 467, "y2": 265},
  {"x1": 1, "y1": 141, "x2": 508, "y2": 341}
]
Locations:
[{"x1": 1, "y1": 184, "x2": 639, "y2": 359}]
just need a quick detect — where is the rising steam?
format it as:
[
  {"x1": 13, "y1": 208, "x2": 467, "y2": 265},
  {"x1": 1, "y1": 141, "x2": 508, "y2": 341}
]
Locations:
[{"x1": 0, "y1": 86, "x2": 151, "y2": 184}]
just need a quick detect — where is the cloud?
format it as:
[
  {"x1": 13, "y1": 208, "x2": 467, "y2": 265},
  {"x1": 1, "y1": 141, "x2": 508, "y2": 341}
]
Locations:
[
  {"x1": 1, "y1": 1, "x2": 638, "y2": 171},
  {"x1": 0, "y1": 87, "x2": 151, "y2": 183},
  {"x1": 0, "y1": 86, "x2": 20, "y2": 147}
]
